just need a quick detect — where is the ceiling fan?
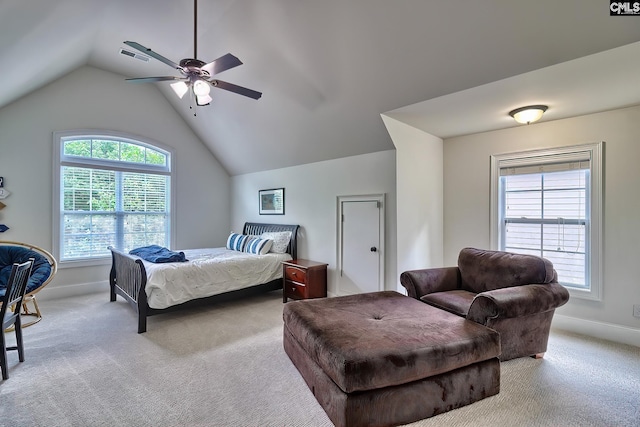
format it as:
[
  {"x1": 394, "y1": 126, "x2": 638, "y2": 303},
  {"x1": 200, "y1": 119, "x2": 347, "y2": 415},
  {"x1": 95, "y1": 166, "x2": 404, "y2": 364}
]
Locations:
[{"x1": 123, "y1": 0, "x2": 261, "y2": 109}]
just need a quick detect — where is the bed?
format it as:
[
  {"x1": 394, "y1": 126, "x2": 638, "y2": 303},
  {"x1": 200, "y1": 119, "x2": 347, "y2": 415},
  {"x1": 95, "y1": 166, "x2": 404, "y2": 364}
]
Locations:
[{"x1": 108, "y1": 222, "x2": 299, "y2": 333}]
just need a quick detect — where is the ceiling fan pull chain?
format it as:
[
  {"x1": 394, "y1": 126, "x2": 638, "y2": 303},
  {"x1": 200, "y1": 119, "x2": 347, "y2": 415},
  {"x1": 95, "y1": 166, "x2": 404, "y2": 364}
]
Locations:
[{"x1": 190, "y1": 91, "x2": 197, "y2": 116}]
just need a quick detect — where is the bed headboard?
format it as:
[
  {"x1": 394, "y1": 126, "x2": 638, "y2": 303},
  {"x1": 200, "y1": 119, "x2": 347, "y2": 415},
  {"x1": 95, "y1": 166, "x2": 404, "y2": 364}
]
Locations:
[{"x1": 243, "y1": 222, "x2": 300, "y2": 260}]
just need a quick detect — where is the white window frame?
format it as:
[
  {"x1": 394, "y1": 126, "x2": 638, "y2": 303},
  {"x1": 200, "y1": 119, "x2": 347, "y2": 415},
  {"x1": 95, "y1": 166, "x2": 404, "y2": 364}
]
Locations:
[
  {"x1": 53, "y1": 130, "x2": 176, "y2": 268},
  {"x1": 490, "y1": 142, "x2": 603, "y2": 301}
]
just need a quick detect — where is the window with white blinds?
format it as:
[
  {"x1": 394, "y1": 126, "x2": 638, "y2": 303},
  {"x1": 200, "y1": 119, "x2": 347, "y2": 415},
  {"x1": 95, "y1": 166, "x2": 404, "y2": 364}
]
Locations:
[
  {"x1": 54, "y1": 131, "x2": 174, "y2": 266},
  {"x1": 490, "y1": 143, "x2": 603, "y2": 301}
]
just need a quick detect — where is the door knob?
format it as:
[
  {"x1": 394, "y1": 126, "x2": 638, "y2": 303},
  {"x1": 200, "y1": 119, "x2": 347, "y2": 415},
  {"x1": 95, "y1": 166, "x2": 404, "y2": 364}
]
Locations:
[{"x1": 370, "y1": 247, "x2": 377, "y2": 252}]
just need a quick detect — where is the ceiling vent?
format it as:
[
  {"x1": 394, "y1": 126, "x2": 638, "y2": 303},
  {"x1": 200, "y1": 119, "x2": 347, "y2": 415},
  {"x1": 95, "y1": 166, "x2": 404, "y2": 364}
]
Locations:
[{"x1": 119, "y1": 48, "x2": 150, "y2": 62}]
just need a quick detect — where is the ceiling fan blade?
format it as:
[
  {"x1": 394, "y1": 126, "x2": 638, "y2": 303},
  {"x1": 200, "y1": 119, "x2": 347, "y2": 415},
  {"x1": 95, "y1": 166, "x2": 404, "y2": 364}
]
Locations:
[
  {"x1": 201, "y1": 53, "x2": 243, "y2": 76},
  {"x1": 124, "y1": 41, "x2": 182, "y2": 70},
  {"x1": 212, "y1": 80, "x2": 262, "y2": 100},
  {"x1": 125, "y1": 76, "x2": 183, "y2": 83}
]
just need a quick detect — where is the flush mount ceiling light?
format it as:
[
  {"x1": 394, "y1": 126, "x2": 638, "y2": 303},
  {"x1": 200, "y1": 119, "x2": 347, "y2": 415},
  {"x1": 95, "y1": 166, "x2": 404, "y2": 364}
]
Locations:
[{"x1": 509, "y1": 105, "x2": 548, "y2": 124}]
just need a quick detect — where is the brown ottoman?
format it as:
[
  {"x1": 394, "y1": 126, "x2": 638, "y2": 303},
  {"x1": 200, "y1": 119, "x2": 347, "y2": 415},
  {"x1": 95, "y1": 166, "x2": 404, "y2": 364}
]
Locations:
[{"x1": 283, "y1": 291, "x2": 501, "y2": 427}]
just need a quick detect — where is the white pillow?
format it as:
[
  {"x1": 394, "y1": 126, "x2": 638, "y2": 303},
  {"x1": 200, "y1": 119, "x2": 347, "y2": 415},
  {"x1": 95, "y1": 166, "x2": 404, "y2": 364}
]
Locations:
[
  {"x1": 261, "y1": 231, "x2": 292, "y2": 254},
  {"x1": 243, "y1": 237, "x2": 273, "y2": 255}
]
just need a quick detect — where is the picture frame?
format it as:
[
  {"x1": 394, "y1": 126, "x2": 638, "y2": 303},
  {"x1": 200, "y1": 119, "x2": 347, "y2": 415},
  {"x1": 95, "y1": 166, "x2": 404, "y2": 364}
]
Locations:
[{"x1": 259, "y1": 188, "x2": 285, "y2": 215}]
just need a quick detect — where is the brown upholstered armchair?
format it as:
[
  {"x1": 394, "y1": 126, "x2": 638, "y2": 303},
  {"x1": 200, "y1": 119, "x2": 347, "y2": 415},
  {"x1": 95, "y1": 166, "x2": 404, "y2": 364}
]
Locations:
[{"x1": 400, "y1": 247, "x2": 570, "y2": 361}]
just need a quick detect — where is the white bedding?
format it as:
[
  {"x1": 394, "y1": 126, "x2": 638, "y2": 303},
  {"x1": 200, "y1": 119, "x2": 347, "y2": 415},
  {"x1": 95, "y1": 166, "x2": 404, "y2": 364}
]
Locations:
[{"x1": 142, "y1": 247, "x2": 292, "y2": 309}]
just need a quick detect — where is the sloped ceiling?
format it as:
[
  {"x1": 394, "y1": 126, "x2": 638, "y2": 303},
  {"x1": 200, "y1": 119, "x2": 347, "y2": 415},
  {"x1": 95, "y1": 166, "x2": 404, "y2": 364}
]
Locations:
[{"x1": 2, "y1": 0, "x2": 640, "y2": 175}]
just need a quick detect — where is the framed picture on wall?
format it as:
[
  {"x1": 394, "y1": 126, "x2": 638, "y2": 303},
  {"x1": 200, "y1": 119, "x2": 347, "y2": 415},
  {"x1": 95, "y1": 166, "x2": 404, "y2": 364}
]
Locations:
[{"x1": 259, "y1": 188, "x2": 285, "y2": 215}]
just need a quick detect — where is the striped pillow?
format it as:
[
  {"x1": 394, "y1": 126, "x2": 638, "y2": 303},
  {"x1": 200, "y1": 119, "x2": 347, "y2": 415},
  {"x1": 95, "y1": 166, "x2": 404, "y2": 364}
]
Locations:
[
  {"x1": 243, "y1": 237, "x2": 273, "y2": 255},
  {"x1": 226, "y1": 233, "x2": 249, "y2": 252}
]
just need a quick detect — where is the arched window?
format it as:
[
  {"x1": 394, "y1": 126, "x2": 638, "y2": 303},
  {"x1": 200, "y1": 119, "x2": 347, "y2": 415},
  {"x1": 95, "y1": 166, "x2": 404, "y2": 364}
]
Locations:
[{"x1": 53, "y1": 131, "x2": 174, "y2": 266}]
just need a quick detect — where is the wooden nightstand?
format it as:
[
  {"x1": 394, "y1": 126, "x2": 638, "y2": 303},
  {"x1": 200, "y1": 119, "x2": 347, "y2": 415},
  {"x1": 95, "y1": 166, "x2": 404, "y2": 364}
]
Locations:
[{"x1": 282, "y1": 259, "x2": 328, "y2": 302}]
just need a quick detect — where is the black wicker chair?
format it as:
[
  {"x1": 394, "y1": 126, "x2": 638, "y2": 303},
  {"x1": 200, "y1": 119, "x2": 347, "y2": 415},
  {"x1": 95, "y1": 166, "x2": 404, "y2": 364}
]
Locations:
[
  {"x1": 1, "y1": 258, "x2": 33, "y2": 380},
  {"x1": 0, "y1": 241, "x2": 57, "y2": 327}
]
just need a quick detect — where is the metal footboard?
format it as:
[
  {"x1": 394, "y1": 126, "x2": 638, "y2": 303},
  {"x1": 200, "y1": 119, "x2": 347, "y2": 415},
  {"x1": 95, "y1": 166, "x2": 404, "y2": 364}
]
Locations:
[{"x1": 108, "y1": 246, "x2": 149, "y2": 332}]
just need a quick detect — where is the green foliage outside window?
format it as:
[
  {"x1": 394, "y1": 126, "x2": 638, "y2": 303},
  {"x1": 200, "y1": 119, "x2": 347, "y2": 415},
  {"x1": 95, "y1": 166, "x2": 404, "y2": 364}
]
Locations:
[{"x1": 63, "y1": 138, "x2": 167, "y2": 166}]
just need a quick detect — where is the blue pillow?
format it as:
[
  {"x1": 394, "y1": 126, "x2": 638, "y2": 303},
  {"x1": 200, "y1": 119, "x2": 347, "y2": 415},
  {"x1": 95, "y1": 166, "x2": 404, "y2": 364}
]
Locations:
[
  {"x1": 243, "y1": 237, "x2": 273, "y2": 255},
  {"x1": 226, "y1": 233, "x2": 249, "y2": 252}
]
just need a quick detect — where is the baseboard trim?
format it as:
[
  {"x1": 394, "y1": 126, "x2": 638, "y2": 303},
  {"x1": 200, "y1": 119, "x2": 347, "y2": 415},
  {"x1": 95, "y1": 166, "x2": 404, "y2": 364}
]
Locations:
[
  {"x1": 37, "y1": 281, "x2": 107, "y2": 301},
  {"x1": 552, "y1": 314, "x2": 640, "y2": 348}
]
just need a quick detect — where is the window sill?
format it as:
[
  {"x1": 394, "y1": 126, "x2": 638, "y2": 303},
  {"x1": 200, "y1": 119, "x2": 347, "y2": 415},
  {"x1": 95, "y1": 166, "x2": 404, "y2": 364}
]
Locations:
[
  {"x1": 566, "y1": 285, "x2": 602, "y2": 302},
  {"x1": 58, "y1": 257, "x2": 111, "y2": 269}
]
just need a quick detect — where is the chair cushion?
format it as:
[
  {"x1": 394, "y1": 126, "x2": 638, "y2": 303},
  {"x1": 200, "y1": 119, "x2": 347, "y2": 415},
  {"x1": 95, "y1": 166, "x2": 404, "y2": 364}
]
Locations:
[
  {"x1": 0, "y1": 246, "x2": 52, "y2": 297},
  {"x1": 283, "y1": 291, "x2": 500, "y2": 393},
  {"x1": 458, "y1": 247, "x2": 557, "y2": 293},
  {"x1": 421, "y1": 289, "x2": 476, "y2": 317}
]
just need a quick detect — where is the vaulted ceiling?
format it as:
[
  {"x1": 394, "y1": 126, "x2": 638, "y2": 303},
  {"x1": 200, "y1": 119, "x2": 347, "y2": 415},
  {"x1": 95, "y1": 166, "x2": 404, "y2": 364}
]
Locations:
[{"x1": 2, "y1": 0, "x2": 640, "y2": 175}]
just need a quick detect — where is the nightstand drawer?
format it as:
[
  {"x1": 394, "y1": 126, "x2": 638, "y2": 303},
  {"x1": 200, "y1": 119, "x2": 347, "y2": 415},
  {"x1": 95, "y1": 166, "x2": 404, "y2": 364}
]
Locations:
[
  {"x1": 284, "y1": 280, "x2": 306, "y2": 299},
  {"x1": 284, "y1": 266, "x2": 307, "y2": 284}
]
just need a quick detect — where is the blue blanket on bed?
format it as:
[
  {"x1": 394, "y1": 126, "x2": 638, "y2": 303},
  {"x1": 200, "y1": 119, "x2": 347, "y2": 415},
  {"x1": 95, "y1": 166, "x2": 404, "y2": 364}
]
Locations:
[{"x1": 129, "y1": 245, "x2": 187, "y2": 263}]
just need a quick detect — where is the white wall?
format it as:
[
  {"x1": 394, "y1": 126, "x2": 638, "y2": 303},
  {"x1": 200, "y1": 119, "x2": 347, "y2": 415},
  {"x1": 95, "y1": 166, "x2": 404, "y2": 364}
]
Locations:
[
  {"x1": 382, "y1": 115, "x2": 443, "y2": 289},
  {"x1": 0, "y1": 66, "x2": 230, "y2": 298},
  {"x1": 231, "y1": 150, "x2": 397, "y2": 296},
  {"x1": 444, "y1": 105, "x2": 640, "y2": 342}
]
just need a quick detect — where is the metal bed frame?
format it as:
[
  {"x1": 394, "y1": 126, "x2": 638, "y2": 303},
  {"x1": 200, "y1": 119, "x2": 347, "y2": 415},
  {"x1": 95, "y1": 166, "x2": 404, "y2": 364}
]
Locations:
[{"x1": 108, "y1": 222, "x2": 299, "y2": 333}]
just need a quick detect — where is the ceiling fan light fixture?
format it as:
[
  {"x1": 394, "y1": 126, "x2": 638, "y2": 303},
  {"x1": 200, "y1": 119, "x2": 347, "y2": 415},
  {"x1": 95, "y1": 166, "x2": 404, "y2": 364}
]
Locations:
[
  {"x1": 192, "y1": 79, "x2": 211, "y2": 96},
  {"x1": 196, "y1": 94, "x2": 213, "y2": 106},
  {"x1": 509, "y1": 105, "x2": 548, "y2": 124},
  {"x1": 170, "y1": 81, "x2": 189, "y2": 99}
]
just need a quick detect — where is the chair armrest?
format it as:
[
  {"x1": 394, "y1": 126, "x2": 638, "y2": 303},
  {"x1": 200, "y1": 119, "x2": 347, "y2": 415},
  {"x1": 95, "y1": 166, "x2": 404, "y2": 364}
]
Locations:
[
  {"x1": 467, "y1": 282, "x2": 570, "y2": 324},
  {"x1": 400, "y1": 267, "x2": 460, "y2": 299}
]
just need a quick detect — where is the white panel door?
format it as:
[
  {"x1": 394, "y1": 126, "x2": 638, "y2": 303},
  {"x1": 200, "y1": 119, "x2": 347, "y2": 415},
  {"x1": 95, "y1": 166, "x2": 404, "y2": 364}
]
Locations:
[{"x1": 338, "y1": 199, "x2": 381, "y2": 295}]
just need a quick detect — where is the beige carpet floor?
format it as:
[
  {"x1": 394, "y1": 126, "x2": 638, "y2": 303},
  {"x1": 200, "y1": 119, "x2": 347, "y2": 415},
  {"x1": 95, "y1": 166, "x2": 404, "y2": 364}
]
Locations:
[{"x1": 1, "y1": 291, "x2": 639, "y2": 426}]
